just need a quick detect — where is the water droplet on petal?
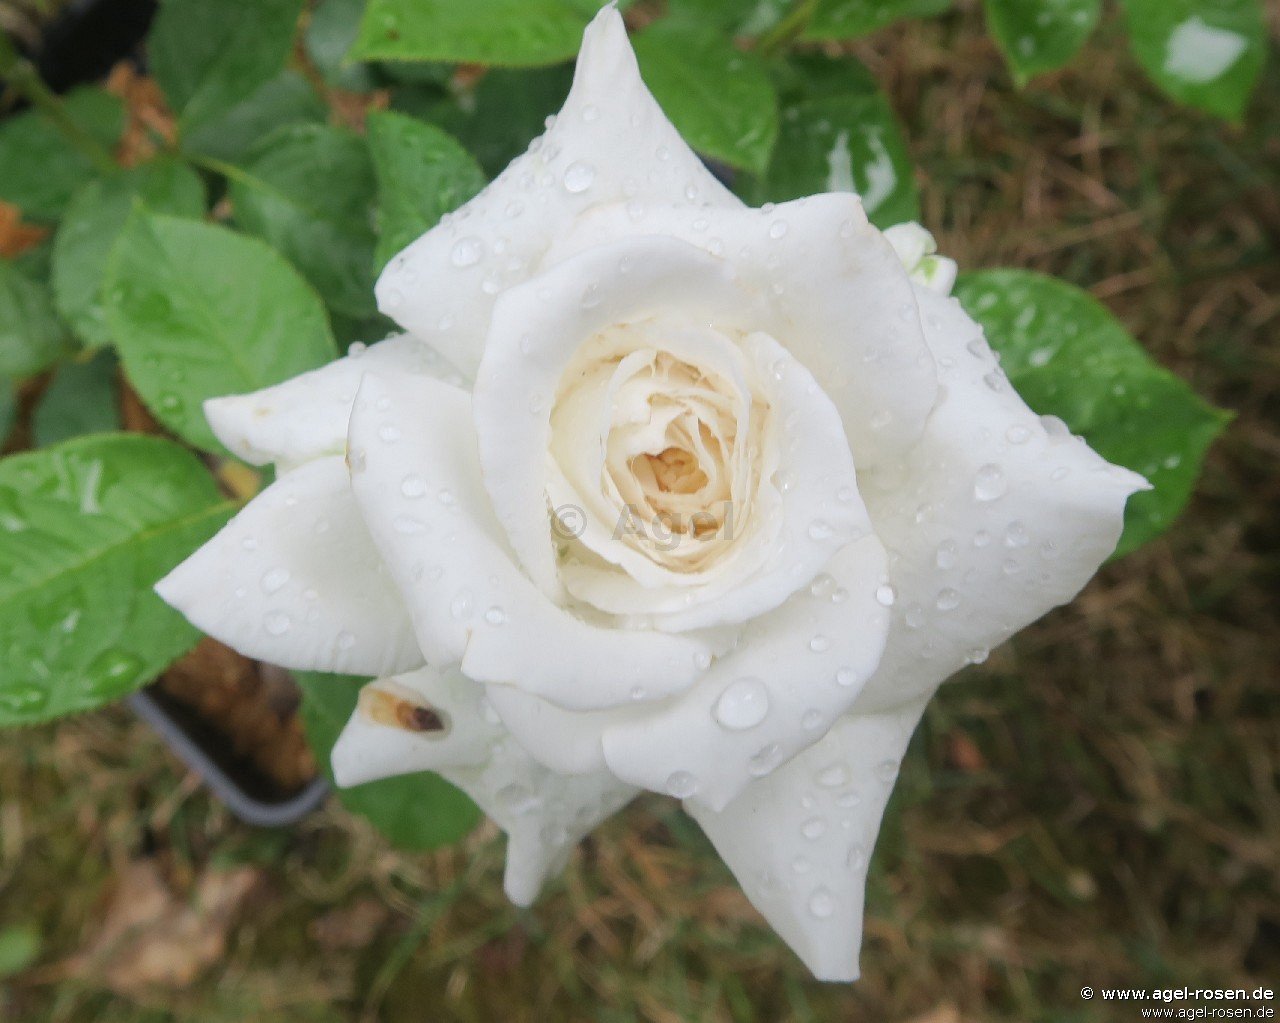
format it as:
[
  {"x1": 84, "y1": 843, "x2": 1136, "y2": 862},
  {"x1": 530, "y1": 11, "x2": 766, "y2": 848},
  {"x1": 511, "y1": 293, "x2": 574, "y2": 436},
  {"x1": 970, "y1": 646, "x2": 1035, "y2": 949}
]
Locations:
[
  {"x1": 261, "y1": 568, "x2": 290, "y2": 594},
  {"x1": 936, "y1": 588, "x2": 960, "y2": 611},
  {"x1": 973, "y1": 463, "x2": 1007, "y2": 501},
  {"x1": 264, "y1": 612, "x2": 291, "y2": 636},
  {"x1": 875, "y1": 584, "x2": 897, "y2": 607},
  {"x1": 451, "y1": 236, "x2": 483, "y2": 267},
  {"x1": 666, "y1": 771, "x2": 698, "y2": 798},
  {"x1": 808, "y1": 888, "x2": 835, "y2": 919},
  {"x1": 562, "y1": 160, "x2": 596, "y2": 193},
  {"x1": 713, "y1": 677, "x2": 770, "y2": 730}
]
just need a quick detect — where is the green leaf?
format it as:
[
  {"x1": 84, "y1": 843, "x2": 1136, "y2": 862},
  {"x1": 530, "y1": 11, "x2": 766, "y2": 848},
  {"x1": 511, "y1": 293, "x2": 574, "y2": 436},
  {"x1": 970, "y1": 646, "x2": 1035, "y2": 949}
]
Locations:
[
  {"x1": 353, "y1": 0, "x2": 611, "y2": 65},
  {"x1": 1120, "y1": 0, "x2": 1265, "y2": 120},
  {"x1": 739, "y1": 60, "x2": 919, "y2": 229},
  {"x1": 294, "y1": 671, "x2": 482, "y2": 850},
  {"x1": 32, "y1": 350, "x2": 121, "y2": 447},
  {"x1": 0, "y1": 261, "x2": 74, "y2": 379},
  {"x1": 367, "y1": 110, "x2": 488, "y2": 270},
  {"x1": 805, "y1": 0, "x2": 953, "y2": 39},
  {"x1": 666, "y1": 0, "x2": 790, "y2": 33},
  {"x1": 0, "y1": 435, "x2": 234, "y2": 726},
  {"x1": 52, "y1": 159, "x2": 207, "y2": 348},
  {"x1": 954, "y1": 270, "x2": 1230, "y2": 556},
  {"x1": 0, "y1": 88, "x2": 125, "y2": 221},
  {"x1": 412, "y1": 65, "x2": 573, "y2": 178},
  {"x1": 306, "y1": 0, "x2": 379, "y2": 91},
  {"x1": 149, "y1": 0, "x2": 305, "y2": 131},
  {"x1": 0, "y1": 924, "x2": 40, "y2": 978},
  {"x1": 229, "y1": 124, "x2": 379, "y2": 319},
  {"x1": 104, "y1": 212, "x2": 338, "y2": 452},
  {"x1": 182, "y1": 71, "x2": 328, "y2": 164},
  {"x1": 632, "y1": 21, "x2": 778, "y2": 174},
  {"x1": 984, "y1": 0, "x2": 1100, "y2": 84}
]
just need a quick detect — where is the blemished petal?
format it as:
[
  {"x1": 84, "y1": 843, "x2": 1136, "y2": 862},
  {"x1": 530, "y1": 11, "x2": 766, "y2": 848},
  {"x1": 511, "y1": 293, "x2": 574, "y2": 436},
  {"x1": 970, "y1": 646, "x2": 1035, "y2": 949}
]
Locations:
[
  {"x1": 686, "y1": 698, "x2": 927, "y2": 982},
  {"x1": 155, "y1": 455, "x2": 421, "y2": 677},
  {"x1": 331, "y1": 665, "x2": 501, "y2": 787},
  {"x1": 205, "y1": 333, "x2": 463, "y2": 471},
  {"x1": 331, "y1": 666, "x2": 636, "y2": 906},
  {"x1": 600, "y1": 533, "x2": 893, "y2": 812},
  {"x1": 374, "y1": 6, "x2": 738, "y2": 380},
  {"x1": 852, "y1": 286, "x2": 1148, "y2": 716},
  {"x1": 346, "y1": 370, "x2": 717, "y2": 712},
  {"x1": 540, "y1": 194, "x2": 938, "y2": 469},
  {"x1": 471, "y1": 234, "x2": 765, "y2": 602}
]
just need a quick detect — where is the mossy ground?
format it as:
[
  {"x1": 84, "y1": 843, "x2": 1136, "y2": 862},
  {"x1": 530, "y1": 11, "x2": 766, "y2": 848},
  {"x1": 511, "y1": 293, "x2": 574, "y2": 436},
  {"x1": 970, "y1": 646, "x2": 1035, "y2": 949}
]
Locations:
[{"x1": 2, "y1": 4, "x2": 1278, "y2": 1020}]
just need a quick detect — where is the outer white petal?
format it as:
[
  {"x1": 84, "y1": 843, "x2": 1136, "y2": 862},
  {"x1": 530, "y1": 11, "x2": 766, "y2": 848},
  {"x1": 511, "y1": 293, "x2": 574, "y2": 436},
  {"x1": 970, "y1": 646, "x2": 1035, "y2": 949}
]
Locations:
[
  {"x1": 204, "y1": 334, "x2": 463, "y2": 471},
  {"x1": 541, "y1": 195, "x2": 938, "y2": 468},
  {"x1": 687, "y1": 699, "x2": 927, "y2": 982},
  {"x1": 331, "y1": 665, "x2": 500, "y2": 787},
  {"x1": 331, "y1": 666, "x2": 636, "y2": 906},
  {"x1": 600, "y1": 533, "x2": 892, "y2": 812},
  {"x1": 346, "y1": 370, "x2": 717, "y2": 711},
  {"x1": 445, "y1": 740, "x2": 637, "y2": 906},
  {"x1": 482, "y1": 684, "x2": 629, "y2": 776},
  {"x1": 375, "y1": 6, "x2": 738, "y2": 379},
  {"x1": 156, "y1": 456, "x2": 422, "y2": 676},
  {"x1": 853, "y1": 286, "x2": 1148, "y2": 715}
]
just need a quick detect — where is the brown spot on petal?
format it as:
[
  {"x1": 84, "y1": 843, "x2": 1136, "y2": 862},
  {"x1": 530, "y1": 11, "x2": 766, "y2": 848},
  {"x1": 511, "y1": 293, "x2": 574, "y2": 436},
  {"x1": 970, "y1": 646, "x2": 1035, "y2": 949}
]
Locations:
[{"x1": 359, "y1": 686, "x2": 448, "y2": 734}]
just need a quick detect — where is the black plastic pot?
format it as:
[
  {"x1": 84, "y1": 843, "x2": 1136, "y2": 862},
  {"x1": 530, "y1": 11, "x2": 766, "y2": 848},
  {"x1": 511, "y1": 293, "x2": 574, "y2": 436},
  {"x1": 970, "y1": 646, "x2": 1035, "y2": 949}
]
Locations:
[{"x1": 128, "y1": 688, "x2": 330, "y2": 827}]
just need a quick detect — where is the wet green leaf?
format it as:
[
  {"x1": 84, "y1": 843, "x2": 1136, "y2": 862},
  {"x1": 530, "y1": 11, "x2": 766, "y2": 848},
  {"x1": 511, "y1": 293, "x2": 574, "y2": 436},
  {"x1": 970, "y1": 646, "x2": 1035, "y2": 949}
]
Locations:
[
  {"x1": 52, "y1": 159, "x2": 206, "y2": 348},
  {"x1": 182, "y1": 71, "x2": 328, "y2": 164},
  {"x1": 295, "y1": 671, "x2": 482, "y2": 850},
  {"x1": 955, "y1": 270, "x2": 1230, "y2": 556},
  {"x1": 306, "y1": 0, "x2": 379, "y2": 91},
  {"x1": 353, "y1": 0, "x2": 612, "y2": 65},
  {"x1": 104, "y1": 213, "x2": 337, "y2": 452},
  {"x1": 230, "y1": 124, "x2": 379, "y2": 319},
  {"x1": 632, "y1": 21, "x2": 779, "y2": 174},
  {"x1": 0, "y1": 261, "x2": 73, "y2": 379},
  {"x1": 739, "y1": 59, "x2": 918, "y2": 229},
  {"x1": 1120, "y1": 0, "x2": 1265, "y2": 120},
  {"x1": 412, "y1": 65, "x2": 573, "y2": 178},
  {"x1": 150, "y1": 0, "x2": 305, "y2": 131},
  {"x1": 367, "y1": 110, "x2": 487, "y2": 270},
  {"x1": 0, "y1": 88, "x2": 125, "y2": 222},
  {"x1": 984, "y1": 0, "x2": 1101, "y2": 84},
  {"x1": 0, "y1": 435, "x2": 233, "y2": 726},
  {"x1": 33, "y1": 350, "x2": 121, "y2": 447},
  {"x1": 806, "y1": 0, "x2": 953, "y2": 39}
]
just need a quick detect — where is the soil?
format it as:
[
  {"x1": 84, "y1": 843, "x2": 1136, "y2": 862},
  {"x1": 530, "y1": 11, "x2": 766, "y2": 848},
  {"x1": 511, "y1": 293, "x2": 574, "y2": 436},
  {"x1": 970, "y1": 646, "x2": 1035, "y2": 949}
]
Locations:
[{"x1": 155, "y1": 638, "x2": 317, "y2": 796}]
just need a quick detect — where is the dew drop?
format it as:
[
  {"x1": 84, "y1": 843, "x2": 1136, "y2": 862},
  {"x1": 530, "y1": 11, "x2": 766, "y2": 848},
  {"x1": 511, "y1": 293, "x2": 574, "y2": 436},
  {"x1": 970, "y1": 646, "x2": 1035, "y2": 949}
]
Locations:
[
  {"x1": 973, "y1": 463, "x2": 1007, "y2": 501},
  {"x1": 834, "y1": 666, "x2": 856, "y2": 687},
  {"x1": 666, "y1": 771, "x2": 698, "y2": 798},
  {"x1": 935, "y1": 539, "x2": 957, "y2": 570},
  {"x1": 484, "y1": 606, "x2": 507, "y2": 626},
  {"x1": 450, "y1": 590, "x2": 474, "y2": 620},
  {"x1": 801, "y1": 816, "x2": 827, "y2": 840},
  {"x1": 713, "y1": 677, "x2": 770, "y2": 730},
  {"x1": 451, "y1": 236, "x2": 483, "y2": 267},
  {"x1": 401, "y1": 474, "x2": 427, "y2": 498},
  {"x1": 562, "y1": 160, "x2": 596, "y2": 193},
  {"x1": 875, "y1": 583, "x2": 897, "y2": 607},
  {"x1": 936, "y1": 588, "x2": 960, "y2": 611},
  {"x1": 809, "y1": 634, "x2": 831, "y2": 653},
  {"x1": 768, "y1": 219, "x2": 789, "y2": 240},
  {"x1": 260, "y1": 568, "x2": 290, "y2": 594},
  {"x1": 264, "y1": 612, "x2": 291, "y2": 636},
  {"x1": 817, "y1": 764, "x2": 851, "y2": 788},
  {"x1": 802, "y1": 708, "x2": 824, "y2": 730},
  {"x1": 808, "y1": 888, "x2": 835, "y2": 919},
  {"x1": 1006, "y1": 424, "x2": 1032, "y2": 444}
]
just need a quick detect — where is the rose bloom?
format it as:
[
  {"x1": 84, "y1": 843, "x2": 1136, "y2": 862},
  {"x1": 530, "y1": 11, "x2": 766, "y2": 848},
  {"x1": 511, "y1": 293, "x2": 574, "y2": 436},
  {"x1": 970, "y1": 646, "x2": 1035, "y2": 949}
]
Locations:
[{"x1": 158, "y1": 7, "x2": 1144, "y2": 980}]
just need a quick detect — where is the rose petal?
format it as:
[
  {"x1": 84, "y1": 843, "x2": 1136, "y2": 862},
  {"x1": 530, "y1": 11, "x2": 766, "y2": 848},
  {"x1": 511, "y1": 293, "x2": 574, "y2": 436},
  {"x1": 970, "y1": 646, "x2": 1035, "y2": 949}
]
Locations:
[
  {"x1": 332, "y1": 666, "x2": 635, "y2": 906},
  {"x1": 205, "y1": 333, "x2": 463, "y2": 472},
  {"x1": 346, "y1": 370, "x2": 717, "y2": 711},
  {"x1": 481, "y1": 684, "x2": 633, "y2": 775},
  {"x1": 852, "y1": 286, "x2": 1148, "y2": 715},
  {"x1": 600, "y1": 533, "x2": 892, "y2": 811},
  {"x1": 156, "y1": 456, "x2": 421, "y2": 676},
  {"x1": 686, "y1": 698, "x2": 927, "y2": 981},
  {"x1": 540, "y1": 194, "x2": 938, "y2": 469},
  {"x1": 374, "y1": 6, "x2": 738, "y2": 380}
]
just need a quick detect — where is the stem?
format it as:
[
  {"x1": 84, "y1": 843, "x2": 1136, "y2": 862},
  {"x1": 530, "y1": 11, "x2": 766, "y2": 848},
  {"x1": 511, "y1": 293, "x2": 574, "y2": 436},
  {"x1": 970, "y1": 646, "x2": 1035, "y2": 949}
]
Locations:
[
  {"x1": 754, "y1": 0, "x2": 819, "y2": 58},
  {"x1": 0, "y1": 31, "x2": 117, "y2": 174}
]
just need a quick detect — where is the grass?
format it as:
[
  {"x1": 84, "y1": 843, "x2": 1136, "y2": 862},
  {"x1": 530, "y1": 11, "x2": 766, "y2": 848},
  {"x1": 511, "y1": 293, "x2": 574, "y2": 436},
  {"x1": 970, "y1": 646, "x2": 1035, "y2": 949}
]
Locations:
[{"x1": 2, "y1": 4, "x2": 1278, "y2": 1021}]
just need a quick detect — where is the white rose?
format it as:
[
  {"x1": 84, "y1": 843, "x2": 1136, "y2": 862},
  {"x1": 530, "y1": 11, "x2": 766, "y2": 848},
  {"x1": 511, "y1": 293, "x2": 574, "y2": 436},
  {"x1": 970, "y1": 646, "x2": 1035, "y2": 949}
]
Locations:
[{"x1": 157, "y1": 7, "x2": 1145, "y2": 981}]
